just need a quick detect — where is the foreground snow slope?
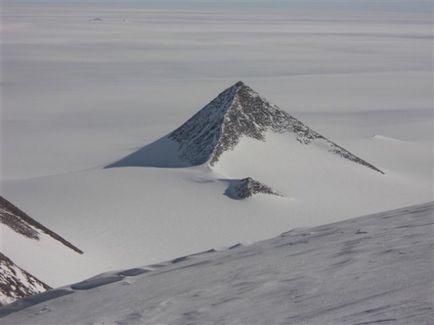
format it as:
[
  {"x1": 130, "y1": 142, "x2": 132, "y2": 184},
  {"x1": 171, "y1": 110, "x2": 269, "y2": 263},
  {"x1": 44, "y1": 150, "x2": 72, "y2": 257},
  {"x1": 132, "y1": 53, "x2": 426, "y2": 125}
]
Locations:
[{"x1": 1, "y1": 202, "x2": 432, "y2": 325}]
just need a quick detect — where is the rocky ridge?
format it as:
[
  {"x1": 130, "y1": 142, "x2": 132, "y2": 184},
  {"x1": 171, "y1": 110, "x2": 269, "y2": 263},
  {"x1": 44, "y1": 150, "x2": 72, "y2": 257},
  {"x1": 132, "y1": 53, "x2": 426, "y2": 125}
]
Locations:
[
  {"x1": 0, "y1": 196, "x2": 82, "y2": 304},
  {"x1": 169, "y1": 81, "x2": 384, "y2": 173},
  {"x1": 0, "y1": 196, "x2": 83, "y2": 254}
]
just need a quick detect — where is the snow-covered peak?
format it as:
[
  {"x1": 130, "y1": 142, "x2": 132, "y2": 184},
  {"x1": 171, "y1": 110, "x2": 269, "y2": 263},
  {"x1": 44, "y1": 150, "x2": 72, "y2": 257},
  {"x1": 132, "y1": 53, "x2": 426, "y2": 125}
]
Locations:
[
  {"x1": 169, "y1": 82, "x2": 384, "y2": 173},
  {"x1": 107, "y1": 82, "x2": 383, "y2": 174}
]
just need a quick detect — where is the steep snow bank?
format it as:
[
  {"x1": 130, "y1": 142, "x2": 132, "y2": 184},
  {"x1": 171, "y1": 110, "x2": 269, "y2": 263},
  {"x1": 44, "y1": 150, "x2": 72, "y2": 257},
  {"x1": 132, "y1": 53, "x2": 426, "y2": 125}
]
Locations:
[{"x1": 1, "y1": 202, "x2": 432, "y2": 324}]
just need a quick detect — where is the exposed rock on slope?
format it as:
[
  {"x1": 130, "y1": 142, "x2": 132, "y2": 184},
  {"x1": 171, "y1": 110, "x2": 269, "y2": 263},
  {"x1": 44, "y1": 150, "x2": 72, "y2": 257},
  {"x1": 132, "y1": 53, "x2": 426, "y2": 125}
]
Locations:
[
  {"x1": 0, "y1": 254, "x2": 50, "y2": 306},
  {"x1": 108, "y1": 82, "x2": 383, "y2": 174},
  {"x1": 0, "y1": 196, "x2": 83, "y2": 254},
  {"x1": 225, "y1": 177, "x2": 282, "y2": 199},
  {"x1": 1, "y1": 202, "x2": 431, "y2": 324},
  {"x1": 169, "y1": 81, "x2": 383, "y2": 173},
  {"x1": 0, "y1": 196, "x2": 82, "y2": 303}
]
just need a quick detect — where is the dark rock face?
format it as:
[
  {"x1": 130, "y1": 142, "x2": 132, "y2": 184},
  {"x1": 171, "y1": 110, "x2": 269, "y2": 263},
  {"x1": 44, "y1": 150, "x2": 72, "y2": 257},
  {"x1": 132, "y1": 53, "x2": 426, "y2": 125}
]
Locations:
[
  {"x1": 226, "y1": 177, "x2": 282, "y2": 200},
  {"x1": 169, "y1": 81, "x2": 384, "y2": 174},
  {"x1": 0, "y1": 196, "x2": 83, "y2": 254},
  {"x1": 169, "y1": 82, "x2": 238, "y2": 165},
  {"x1": 0, "y1": 197, "x2": 39, "y2": 240},
  {"x1": 0, "y1": 253, "x2": 50, "y2": 306}
]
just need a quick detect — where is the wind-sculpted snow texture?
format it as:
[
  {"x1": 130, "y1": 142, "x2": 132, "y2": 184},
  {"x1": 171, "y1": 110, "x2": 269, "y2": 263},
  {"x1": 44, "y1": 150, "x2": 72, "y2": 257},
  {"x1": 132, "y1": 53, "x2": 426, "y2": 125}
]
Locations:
[
  {"x1": 225, "y1": 177, "x2": 282, "y2": 199},
  {"x1": 1, "y1": 202, "x2": 432, "y2": 324},
  {"x1": 170, "y1": 81, "x2": 384, "y2": 173},
  {"x1": 0, "y1": 254, "x2": 50, "y2": 306}
]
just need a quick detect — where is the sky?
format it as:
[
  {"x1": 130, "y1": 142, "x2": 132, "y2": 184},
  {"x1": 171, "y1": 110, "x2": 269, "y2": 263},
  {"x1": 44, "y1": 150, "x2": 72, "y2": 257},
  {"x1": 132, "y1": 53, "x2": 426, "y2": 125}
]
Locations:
[{"x1": 2, "y1": 0, "x2": 434, "y2": 13}]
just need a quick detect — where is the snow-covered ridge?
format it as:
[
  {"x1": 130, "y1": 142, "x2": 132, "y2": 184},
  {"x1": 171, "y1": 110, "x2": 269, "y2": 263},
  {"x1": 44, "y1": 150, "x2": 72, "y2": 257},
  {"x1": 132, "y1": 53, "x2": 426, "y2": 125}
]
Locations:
[
  {"x1": 169, "y1": 81, "x2": 384, "y2": 173},
  {"x1": 0, "y1": 254, "x2": 50, "y2": 307},
  {"x1": 0, "y1": 196, "x2": 83, "y2": 255},
  {"x1": 0, "y1": 197, "x2": 84, "y2": 304},
  {"x1": 1, "y1": 202, "x2": 432, "y2": 324}
]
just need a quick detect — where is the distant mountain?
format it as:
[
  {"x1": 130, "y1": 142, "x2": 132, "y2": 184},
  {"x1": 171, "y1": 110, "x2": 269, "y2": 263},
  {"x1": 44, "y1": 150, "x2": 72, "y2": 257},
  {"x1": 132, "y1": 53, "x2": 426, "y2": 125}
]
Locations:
[
  {"x1": 1, "y1": 202, "x2": 431, "y2": 324},
  {"x1": 0, "y1": 254, "x2": 50, "y2": 306},
  {"x1": 107, "y1": 81, "x2": 383, "y2": 174}
]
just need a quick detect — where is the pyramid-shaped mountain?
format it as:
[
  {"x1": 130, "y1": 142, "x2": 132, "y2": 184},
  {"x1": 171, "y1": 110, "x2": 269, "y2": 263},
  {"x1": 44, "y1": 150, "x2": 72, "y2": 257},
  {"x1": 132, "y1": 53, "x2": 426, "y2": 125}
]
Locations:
[{"x1": 107, "y1": 81, "x2": 383, "y2": 174}]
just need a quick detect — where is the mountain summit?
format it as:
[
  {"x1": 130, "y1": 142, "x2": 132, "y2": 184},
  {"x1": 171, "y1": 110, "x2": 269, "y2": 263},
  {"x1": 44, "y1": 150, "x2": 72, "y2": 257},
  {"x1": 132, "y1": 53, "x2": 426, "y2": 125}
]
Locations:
[{"x1": 108, "y1": 81, "x2": 383, "y2": 174}]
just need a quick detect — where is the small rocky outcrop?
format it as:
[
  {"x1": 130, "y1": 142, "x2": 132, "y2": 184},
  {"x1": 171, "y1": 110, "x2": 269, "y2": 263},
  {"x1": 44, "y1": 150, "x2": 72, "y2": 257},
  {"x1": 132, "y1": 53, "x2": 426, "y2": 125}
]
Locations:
[{"x1": 226, "y1": 177, "x2": 282, "y2": 200}]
